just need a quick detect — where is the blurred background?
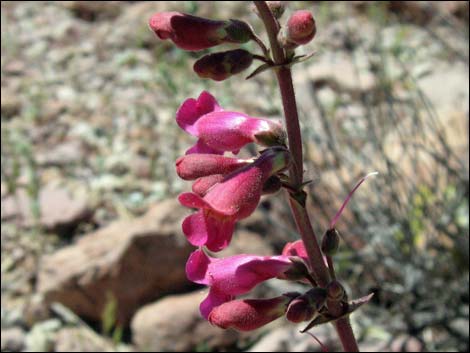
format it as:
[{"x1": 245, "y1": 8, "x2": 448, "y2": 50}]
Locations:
[{"x1": 1, "y1": 1, "x2": 468, "y2": 352}]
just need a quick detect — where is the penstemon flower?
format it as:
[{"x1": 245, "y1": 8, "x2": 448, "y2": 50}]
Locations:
[
  {"x1": 178, "y1": 147, "x2": 290, "y2": 251},
  {"x1": 208, "y1": 296, "x2": 292, "y2": 331},
  {"x1": 185, "y1": 243, "x2": 309, "y2": 319},
  {"x1": 176, "y1": 91, "x2": 286, "y2": 154},
  {"x1": 149, "y1": 12, "x2": 253, "y2": 51}
]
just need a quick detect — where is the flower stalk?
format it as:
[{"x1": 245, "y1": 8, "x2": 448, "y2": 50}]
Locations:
[{"x1": 253, "y1": 1, "x2": 360, "y2": 351}]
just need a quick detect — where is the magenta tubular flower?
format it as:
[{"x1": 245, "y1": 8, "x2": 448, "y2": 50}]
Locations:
[
  {"x1": 149, "y1": 12, "x2": 252, "y2": 51},
  {"x1": 208, "y1": 296, "x2": 291, "y2": 331},
  {"x1": 186, "y1": 249, "x2": 294, "y2": 319},
  {"x1": 176, "y1": 154, "x2": 252, "y2": 180},
  {"x1": 176, "y1": 91, "x2": 286, "y2": 154},
  {"x1": 178, "y1": 147, "x2": 290, "y2": 251}
]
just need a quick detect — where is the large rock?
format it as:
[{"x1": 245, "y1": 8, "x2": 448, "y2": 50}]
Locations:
[
  {"x1": 37, "y1": 199, "x2": 194, "y2": 324},
  {"x1": 131, "y1": 291, "x2": 241, "y2": 352},
  {"x1": 1, "y1": 183, "x2": 92, "y2": 233}
]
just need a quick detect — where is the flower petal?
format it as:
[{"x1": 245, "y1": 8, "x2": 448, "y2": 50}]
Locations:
[
  {"x1": 204, "y1": 214, "x2": 235, "y2": 252},
  {"x1": 282, "y1": 240, "x2": 308, "y2": 259},
  {"x1": 192, "y1": 175, "x2": 225, "y2": 196},
  {"x1": 200, "y1": 288, "x2": 232, "y2": 320},
  {"x1": 181, "y1": 211, "x2": 208, "y2": 247},
  {"x1": 186, "y1": 140, "x2": 222, "y2": 155},
  {"x1": 178, "y1": 192, "x2": 207, "y2": 209},
  {"x1": 186, "y1": 249, "x2": 212, "y2": 285},
  {"x1": 176, "y1": 91, "x2": 221, "y2": 135}
]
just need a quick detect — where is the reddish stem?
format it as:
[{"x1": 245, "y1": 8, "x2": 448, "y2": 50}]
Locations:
[
  {"x1": 335, "y1": 318, "x2": 360, "y2": 352},
  {"x1": 253, "y1": 2, "x2": 360, "y2": 351}
]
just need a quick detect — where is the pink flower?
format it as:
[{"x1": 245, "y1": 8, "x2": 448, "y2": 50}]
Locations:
[
  {"x1": 208, "y1": 296, "x2": 291, "y2": 331},
  {"x1": 186, "y1": 249, "x2": 294, "y2": 319},
  {"x1": 176, "y1": 154, "x2": 252, "y2": 180},
  {"x1": 149, "y1": 12, "x2": 252, "y2": 51},
  {"x1": 178, "y1": 147, "x2": 290, "y2": 251},
  {"x1": 176, "y1": 91, "x2": 286, "y2": 154}
]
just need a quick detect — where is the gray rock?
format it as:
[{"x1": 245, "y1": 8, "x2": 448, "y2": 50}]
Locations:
[
  {"x1": 25, "y1": 319, "x2": 62, "y2": 352},
  {"x1": 1, "y1": 327, "x2": 26, "y2": 352},
  {"x1": 1, "y1": 183, "x2": 92, "y2": 233},
  {"x1": 37, "y1": 199, "x2": 194, "y2": 324},
  {"x1": 131, "y1": 291, "x2": 241, "y2": 352}
]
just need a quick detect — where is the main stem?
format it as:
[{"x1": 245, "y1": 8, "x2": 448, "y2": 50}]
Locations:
[{"x1": 254, "y1": 2, "x2": 359, "y2": 351}]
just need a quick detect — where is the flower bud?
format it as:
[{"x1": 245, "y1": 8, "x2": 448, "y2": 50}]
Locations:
[
  {"x1": 286, "y1": 288, "x2": 327, "y2": 323},
  {"x1": 267, "y1": 1, "x2": 286, "y2": 19},
  {"x1": 208, "y1": 296, "x2": 290, "y2": 331},
  {"x1": 286, "y1": 297, "x2": 315, "y2": 323},
  {"x1": 194, "y1": 49, "x2": 253, "y2": 81},
  {"x1": 253, "y1": 1, "x2": 286, "y2": 19},
  {"x1": 281, "y1": 10, "x2": 316, "y2": 48},
  {"x1": 149, "y1": 12, "x2": 252, "y2": 51},
  {"x1": 326, "y1": 280, "x2": 345, "y2": 301},
  {"x1": 321, "y1": 228, "x2": 340, "y2": 256}
]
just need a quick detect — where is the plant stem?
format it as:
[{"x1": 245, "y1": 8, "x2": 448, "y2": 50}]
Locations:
[
  {"x1": 254, "y1": 2, "x2": 360, "y2": 351},
  {"x1": 335, "y1": 318, "x2": 360, "y2": 352}
]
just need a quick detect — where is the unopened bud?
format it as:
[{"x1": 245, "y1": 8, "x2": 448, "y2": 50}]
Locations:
[
  {"x1": 286, "y1": 297, "x2": 315, "y2": 323},
  {"x1": 280, "y1": 10, "x2": 316, "y2": 49},
  {"x1": 149, "y1": 12, "x2": 252, "y2": 51},
  {"x1": 268, "y1": 1, "x2": 286, "y2": 19},
  {"x1": 253, "y1": 2, "x2": 286, "y2": 19},
  {"x1": 326, "y1": 280, "x2": 345, "y2": 301},
  {"x1": 194, "y1": 49, "x2": 253, "y2": 81},
  {"x1": 286, "y1": 288, "x2": 327, "y2": 323},
  {"x1": 321, "y1": 228, "x2": 340, "y2": 256},
  {"x1": 208, "y1": 296, "x2": 290, "y2": 331}
]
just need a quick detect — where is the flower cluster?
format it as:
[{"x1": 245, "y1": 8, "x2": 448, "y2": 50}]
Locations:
[
  {"x1": 150, "y1": 5, "x2": 374, "y2": 336},
  {"x1": 173, "y1": 89, "x2": 322, "y2": 329}
]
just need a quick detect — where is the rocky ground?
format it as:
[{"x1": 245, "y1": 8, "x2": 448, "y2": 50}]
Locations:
[{"x1": 1, "y1": 1, "x2": 469, "y2": 352}]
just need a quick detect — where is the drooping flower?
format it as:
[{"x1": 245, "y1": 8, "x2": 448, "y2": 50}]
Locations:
[
  {"x1": 176, "y1": 91, "x2": 286, "y2": 154},
  {"x1": 149, "y1": 12, "x2": 253, "y2": 51},
  {"x1": 186, "y1": 249, "x2": 295, "y2": 319},
  {"x1": 178, "y1": 147, "x2": 290, "y2": 251},
  {"x1": 193, "y1": 49, "x2": 253, "y2": 81},
  {"x1": 208, "y1": 296, "x2": 292, "y2": 331}
]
